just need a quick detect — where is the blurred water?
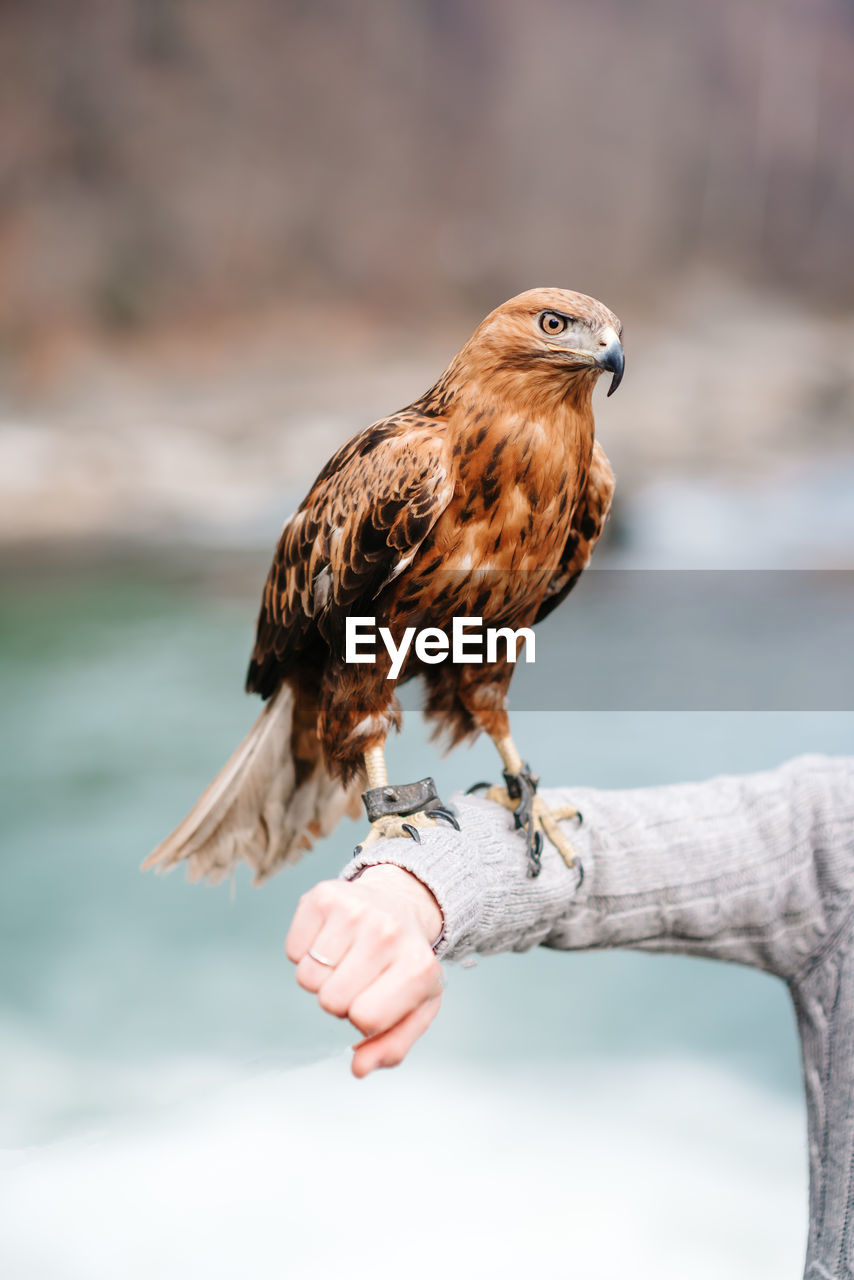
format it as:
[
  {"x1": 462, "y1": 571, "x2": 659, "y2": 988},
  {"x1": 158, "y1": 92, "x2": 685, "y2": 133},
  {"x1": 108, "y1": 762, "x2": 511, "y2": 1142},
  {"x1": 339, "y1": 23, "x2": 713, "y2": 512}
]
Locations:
[
  {"x1": 2, "y1": 1059, "x2": 805, "y2": 1280},
  {"x1": 617, "y1": 454, "x2": 854, "y2": 570},
  {"x1": 1, "y1": 554, "x2": 852, "y2": 1277}
]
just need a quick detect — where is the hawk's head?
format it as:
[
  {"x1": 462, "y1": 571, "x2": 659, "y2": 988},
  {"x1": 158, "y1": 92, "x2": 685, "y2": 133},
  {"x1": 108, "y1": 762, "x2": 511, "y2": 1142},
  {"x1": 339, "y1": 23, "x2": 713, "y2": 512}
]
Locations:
[{"x1": 470, "y1": 287, "x2": 625, "y2": 398}]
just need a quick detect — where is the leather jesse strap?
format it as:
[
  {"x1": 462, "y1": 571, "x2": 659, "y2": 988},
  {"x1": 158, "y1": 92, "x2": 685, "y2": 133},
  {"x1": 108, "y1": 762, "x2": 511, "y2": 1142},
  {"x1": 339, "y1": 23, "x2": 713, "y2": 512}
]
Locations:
[{"x1": 361, "y1": 777, "x2": 440, "y2": 822}]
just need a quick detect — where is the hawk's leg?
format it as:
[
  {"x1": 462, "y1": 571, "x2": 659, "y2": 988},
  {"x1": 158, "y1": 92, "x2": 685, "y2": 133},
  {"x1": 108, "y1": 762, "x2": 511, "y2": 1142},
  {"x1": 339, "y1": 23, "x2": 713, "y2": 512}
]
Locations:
[
  {"x1": 477, "y1": 734, "x2": 581, "y2": 877},
  {"x1": 355, "y1": 744, "x2": 460, "y2": 853}
]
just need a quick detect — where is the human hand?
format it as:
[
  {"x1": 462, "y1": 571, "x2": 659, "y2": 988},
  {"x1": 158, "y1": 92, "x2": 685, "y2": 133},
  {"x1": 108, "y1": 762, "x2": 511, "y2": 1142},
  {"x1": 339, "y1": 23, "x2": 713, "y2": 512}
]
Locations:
[{"x1": 285, "y1": 864, "x2": 445, "y2": 1078}]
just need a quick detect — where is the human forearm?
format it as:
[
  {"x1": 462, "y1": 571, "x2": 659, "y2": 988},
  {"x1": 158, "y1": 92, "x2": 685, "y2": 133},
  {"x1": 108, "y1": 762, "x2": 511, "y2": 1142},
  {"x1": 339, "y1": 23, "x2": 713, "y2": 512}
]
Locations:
[
  {"x1": 333, "y1": 753, "x2": 854, "y2": 1277},
  {"x1": 341, "y1": 755, "x2": 854, "y2": 977}
]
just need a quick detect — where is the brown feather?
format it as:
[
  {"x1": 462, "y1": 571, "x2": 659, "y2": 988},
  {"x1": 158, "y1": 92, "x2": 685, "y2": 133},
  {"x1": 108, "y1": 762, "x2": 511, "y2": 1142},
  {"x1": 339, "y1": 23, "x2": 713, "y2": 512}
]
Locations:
[
  {"x1": 147, "y1": 287, "x2": 622, "y2": 882},
  {"x1": 143, "y1": 685, "x2": 361, "y2": 884}
]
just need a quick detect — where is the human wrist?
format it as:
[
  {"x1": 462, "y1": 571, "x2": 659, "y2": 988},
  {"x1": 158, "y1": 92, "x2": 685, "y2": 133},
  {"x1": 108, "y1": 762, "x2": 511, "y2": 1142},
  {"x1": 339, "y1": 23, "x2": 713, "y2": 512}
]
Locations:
[{"x1": 357, "y1": 863, "x2": 444, "y2": 947}]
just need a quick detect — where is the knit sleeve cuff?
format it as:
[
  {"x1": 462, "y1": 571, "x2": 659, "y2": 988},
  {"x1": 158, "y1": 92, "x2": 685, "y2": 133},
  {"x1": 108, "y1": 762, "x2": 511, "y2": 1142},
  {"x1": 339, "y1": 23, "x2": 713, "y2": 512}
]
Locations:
[
  {"x1": 338, "y1": 790, "x2": 586, "y2": 959},
  {"x1": 338, "y1": 820, "x2": 485, "y2": 957}
]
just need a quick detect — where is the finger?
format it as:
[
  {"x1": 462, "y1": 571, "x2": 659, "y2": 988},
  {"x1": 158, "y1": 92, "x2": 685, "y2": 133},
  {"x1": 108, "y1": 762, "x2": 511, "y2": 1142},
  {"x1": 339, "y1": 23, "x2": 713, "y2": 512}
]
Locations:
[
  {"x1": 348, "y1": 950, "x2": 444, "y2": 1040},
  {"x1": 313, "y1": 923, "x2": 402, "y2": 1019},
  {"x1": 305, "y1": 908, "x2": 364, "y2": 970},
  {"x1": 293, "y1": 898, "x2": 375, "y2": 994},
  {"x1": 285, "y1": 886, "x2": 330, "y2": 963},
  {"x1": 296, "y1": 949, "x2": 344, "y2": 995},
  {"x1": 351, "y1": 995, "x2": 442, "y2": 1078},
  {"x1": 287, "y1": 880, "x2": 367, "y2": 967}
]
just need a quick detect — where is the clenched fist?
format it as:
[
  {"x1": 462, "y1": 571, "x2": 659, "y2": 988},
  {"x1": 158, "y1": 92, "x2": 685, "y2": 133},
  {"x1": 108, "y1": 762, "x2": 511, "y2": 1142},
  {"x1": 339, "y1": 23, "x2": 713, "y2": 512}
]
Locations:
[{"x1": 285, "y1": 865, "x2": 444, "y2": 1078}]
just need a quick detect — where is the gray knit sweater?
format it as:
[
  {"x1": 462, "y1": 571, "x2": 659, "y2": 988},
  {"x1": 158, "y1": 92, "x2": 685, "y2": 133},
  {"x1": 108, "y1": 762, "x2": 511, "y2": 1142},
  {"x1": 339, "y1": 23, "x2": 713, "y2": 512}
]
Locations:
[{"x1": 341, "y1": 754, "x2": 854, "y2": 1279}]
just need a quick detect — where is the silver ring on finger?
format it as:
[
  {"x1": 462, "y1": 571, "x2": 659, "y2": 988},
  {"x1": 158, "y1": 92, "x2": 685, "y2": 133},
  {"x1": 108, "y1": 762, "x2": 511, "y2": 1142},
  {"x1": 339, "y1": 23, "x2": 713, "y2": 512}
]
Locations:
[{"x1": 308, "y1": 949, "x2": 336, "y2": 967}]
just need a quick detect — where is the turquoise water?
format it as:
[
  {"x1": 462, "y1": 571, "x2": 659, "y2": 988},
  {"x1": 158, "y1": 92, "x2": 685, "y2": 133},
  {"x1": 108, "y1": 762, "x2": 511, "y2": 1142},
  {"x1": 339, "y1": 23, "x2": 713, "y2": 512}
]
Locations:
[
  {"x1": 2, "y1": 555, "x2": 852, "y2": 1277},
  {"x1": 4, "y1": 556, "x2": 852, "y2": 1088}
]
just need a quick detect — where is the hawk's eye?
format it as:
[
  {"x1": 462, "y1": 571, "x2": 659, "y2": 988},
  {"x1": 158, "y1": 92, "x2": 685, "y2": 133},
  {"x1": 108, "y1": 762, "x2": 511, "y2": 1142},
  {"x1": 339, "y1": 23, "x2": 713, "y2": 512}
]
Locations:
[{"x1": 539, "y1": 311, "x2": 567, "y2": 336}]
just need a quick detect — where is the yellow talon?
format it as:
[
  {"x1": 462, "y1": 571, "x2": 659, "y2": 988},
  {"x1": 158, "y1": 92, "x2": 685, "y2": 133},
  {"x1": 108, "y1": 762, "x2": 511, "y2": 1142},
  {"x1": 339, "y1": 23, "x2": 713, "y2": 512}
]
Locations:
[{"x1": 484, "y1": 786, "x2": 580, "y2": 869}]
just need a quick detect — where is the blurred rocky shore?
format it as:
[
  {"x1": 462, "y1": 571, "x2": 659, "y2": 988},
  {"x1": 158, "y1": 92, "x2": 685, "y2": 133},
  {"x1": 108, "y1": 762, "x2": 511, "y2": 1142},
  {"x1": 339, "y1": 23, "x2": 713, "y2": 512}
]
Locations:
[
  {"x1": 1, "y1": 276, "x2": 851, "y2": 561},
  {"x1": 1, "y1": 0, "x2": 852, "y2": 563}
]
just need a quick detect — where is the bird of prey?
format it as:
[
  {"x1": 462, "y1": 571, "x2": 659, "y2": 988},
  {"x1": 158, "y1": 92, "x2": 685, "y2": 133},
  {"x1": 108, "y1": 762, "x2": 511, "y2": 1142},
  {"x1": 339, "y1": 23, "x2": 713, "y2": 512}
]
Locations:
[{"x1": 144, "y1": 287, "x2": 622, "y2": 885}]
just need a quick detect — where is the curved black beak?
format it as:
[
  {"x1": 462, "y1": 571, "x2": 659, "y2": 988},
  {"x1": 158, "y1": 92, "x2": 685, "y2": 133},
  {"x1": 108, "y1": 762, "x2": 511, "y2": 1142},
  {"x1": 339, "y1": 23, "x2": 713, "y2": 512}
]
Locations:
[{"x1": 599, "y1": 339, "x2": 625, "y2": 396}]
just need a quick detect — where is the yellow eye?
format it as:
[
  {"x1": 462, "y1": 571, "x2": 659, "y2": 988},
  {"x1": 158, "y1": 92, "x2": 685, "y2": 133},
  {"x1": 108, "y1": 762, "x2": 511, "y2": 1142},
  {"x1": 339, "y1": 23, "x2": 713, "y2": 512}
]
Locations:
[{"x1": 539, "y1": 311, "x2": 567, "y2": 335}]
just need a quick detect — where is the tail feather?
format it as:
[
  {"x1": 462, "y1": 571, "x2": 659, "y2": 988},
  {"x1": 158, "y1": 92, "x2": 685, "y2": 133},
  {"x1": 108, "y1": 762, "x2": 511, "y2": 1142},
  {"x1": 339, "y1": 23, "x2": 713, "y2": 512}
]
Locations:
[{"x1": 142, "y1": 685, "x2": 362, "y2": 885}]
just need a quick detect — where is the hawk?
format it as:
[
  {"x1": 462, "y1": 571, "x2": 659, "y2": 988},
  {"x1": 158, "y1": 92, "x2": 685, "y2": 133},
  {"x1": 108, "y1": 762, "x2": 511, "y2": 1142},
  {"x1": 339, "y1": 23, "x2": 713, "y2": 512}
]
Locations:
[{"x1": 145, "y1": 288, "x2": 622, "y2": 884}]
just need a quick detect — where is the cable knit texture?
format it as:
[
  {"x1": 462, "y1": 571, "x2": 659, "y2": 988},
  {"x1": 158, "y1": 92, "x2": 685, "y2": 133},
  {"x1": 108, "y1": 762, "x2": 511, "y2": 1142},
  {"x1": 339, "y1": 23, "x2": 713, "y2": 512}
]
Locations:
[{"x1": 340, "y1": 754, "x2": 854, "y2": 1278}]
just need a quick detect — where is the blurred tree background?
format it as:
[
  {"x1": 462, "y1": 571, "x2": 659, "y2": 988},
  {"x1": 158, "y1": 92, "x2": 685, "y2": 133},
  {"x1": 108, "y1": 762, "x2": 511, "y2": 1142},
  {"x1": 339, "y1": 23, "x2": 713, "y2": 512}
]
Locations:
[
  {"x1": 1, "y1": 0, "x2": 852, "y2": 551},
  {"x1": 2, "y1": 0, "x2": 852, "y2": 341}
]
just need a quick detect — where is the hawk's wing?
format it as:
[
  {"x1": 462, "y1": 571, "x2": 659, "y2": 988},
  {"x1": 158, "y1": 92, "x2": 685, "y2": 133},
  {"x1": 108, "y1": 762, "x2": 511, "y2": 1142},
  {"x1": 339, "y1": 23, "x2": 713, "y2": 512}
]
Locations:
[
  {"x1": 247, "y1": 414, "x2": 454, "y2": 697},
  {"x1": 535, "y1": 439, "x2": 615, "y2": 624}
]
